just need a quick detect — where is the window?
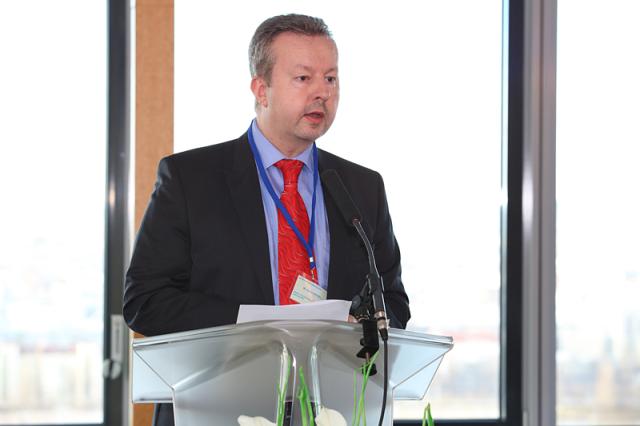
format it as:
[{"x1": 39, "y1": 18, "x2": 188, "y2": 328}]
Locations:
[
  {"x1": 175, "y1": 1, "x2": 512, "y2": 422},
  {"x1": 0, "y1": 1, "x2": 108, "y2": 424},
  {"x1": 556, "y1": 0, "x2": 640, "y2": 424}
]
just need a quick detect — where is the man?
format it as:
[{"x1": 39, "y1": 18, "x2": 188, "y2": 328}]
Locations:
[{"x1": 124, "y1": 14, "x2": 410, "y2": 426}]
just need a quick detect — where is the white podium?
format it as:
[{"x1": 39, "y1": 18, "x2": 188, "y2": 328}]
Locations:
[{"x1": 132, "y1": 320, "x2": 453, "y2": 425}]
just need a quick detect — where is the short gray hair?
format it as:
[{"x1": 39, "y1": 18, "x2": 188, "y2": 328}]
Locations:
[{"x1": 249, "y1": 14, "x2": 334, "y2": 84}]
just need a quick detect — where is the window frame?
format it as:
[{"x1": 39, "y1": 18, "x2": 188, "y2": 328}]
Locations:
[
  {"x1": 102, "y1": 0, "x2": 548, "y2": 425},
  {"x1": 396, "y1": 0, "x2": 526, "y2": 424},
  {"x1": 104, "y1": 0, "x2": 131, "y2": 426}
]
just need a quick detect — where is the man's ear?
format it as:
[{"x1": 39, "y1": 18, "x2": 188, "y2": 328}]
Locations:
[{"x1": 251, "y1": 76, "x2": 268, "y2": 108}]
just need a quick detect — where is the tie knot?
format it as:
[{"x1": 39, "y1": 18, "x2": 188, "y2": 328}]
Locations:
[{"x1": 275, "y1": 159, "x2": 304, "y2": 186}]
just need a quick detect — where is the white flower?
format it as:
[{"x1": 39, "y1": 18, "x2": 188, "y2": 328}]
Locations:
[
  {"x1": 315, "y1": 407, "x2": 347, "y2": 426},
  {"x1": 237, "y1": 415, "x2": 276, "y2": 426}
]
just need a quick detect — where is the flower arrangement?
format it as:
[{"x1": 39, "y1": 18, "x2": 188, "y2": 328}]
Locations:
[
  {"x1": 236, "y1": 350, "x2": 436, "y2": 426},
  {"x1": 237, "y1": 352, "x2": 378, "y2": 426}
]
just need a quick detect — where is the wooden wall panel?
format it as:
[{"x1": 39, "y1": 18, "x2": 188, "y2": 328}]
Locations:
[
  {"x1": 135, "y1": 0, "x2": 174, "y2": 230},
  {"x1": 132, "y1": 0, "x2": 173, "y2": 425}
]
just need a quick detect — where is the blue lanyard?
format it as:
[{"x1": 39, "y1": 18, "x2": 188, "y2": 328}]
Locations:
[{"x1": 247, "y1": 123, "x2": 319, "y2": 272}]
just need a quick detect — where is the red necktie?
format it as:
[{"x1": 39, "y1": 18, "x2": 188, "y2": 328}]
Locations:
[{"x1": 275, "y1": 159, "x2": 311, "y2": 305}]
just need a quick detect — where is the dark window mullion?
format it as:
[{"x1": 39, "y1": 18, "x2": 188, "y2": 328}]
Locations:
[
  {"x1": 503, "y1": 0, "x2": 524, "y2": 424},
  {"x1": 105, "y1": 0, "x2": 130, "y2": 425}
]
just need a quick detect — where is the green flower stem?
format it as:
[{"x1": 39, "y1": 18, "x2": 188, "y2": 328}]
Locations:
[
  {"x1": 353, "y1": 351, "x2": 380, "y2": 426},
  {"x1": 299, "y1": 386, "x2": 308, "y2": 426},
  {"x1": 422, "y1": 403, "x2": 434, "y2": 426},
  {"x1": 277, "y1": 356, "x2": 293, "y2": 426},
  {"x1": 297, "y1": 366, "x2": 314, "y2": 426}
]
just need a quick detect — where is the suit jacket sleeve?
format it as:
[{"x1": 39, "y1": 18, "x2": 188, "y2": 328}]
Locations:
[
  {"x1": 371, "y1": 173, "x2": 410, "y2": 329},
  {"x1": 123, "y1": 157, "x2": 239, "y2": 336}
]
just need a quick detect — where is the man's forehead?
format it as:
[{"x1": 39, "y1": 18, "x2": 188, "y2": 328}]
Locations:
[
  {"x1": 293, "y1": 64, "x2": 339, "y2": 73},
  {"x1": 271, "y1": 34, "x2": 338, "y2": 67}
]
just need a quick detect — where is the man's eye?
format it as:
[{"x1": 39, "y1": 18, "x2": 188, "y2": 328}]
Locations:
[
  {"x1": 326, "y1": 76, "x2": 337, "y2": 84},
  {"x1": 296, "y1": 76, "x2": 309, "y2": 82}
]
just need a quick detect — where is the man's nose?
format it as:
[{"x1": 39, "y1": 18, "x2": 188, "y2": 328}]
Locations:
[{"x1": 313, "y1": 80, "x2": 332, "y2": 101}]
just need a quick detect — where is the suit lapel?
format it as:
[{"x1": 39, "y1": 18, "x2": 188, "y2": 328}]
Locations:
[
  {"x1": 319, "y1": 151, "x2": 357, "y2": 301},
  {"x1": 225, "y1": 134, "x2": 274, "y2": 305}
]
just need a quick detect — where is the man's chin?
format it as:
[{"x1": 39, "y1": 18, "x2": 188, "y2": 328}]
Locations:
[{"x1": 295, "y1": 126, "x2": 329, "y2": 143}]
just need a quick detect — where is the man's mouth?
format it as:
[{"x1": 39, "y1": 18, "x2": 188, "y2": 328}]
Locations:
[{"x1": 304, "y1": 111, "x2": 325, "y2": 123}]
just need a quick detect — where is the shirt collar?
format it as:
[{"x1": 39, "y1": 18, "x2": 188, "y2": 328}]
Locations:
[{"x1": 251, "y1": 119, "x2": 314, "y2": 171}]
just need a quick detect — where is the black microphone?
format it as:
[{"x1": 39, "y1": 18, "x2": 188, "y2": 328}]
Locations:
[{"x1": 321, "y1": 170, "x2": 389, "y2": 340}]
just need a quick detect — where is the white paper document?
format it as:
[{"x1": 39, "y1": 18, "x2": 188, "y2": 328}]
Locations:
[{"x1": 236, "y1": 299, "x2": 351, "y2": 324}]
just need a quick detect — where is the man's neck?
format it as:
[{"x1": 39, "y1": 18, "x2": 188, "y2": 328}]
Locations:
[{"x1": 255, "y1": 119, "x2": 313, "y2": 158}]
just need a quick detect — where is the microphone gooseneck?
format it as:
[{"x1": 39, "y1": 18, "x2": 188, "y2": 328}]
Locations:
[
  {"x1": 320, "y1": 170, "x2": 389, "y2": 340},
  {"x1": 352, "y1": 218, "x2": 388, "y2": 341}
]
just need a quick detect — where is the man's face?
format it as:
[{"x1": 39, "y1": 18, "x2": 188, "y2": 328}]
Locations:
[{"x1": 252, "y1": 33, "x2": 339, "y2": 152}]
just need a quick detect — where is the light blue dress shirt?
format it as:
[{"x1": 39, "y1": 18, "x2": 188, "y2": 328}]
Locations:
[{"x1": 250, "y1": 120, "x2": 331, "y2": 304}]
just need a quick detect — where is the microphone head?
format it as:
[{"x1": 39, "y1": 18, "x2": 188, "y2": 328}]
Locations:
[{"x1": 320, "y1": 169, "x2": 362, "y2": 226}]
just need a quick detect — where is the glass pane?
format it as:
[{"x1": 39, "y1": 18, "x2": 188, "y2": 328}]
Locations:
[
  {"x1": 0, "y1": 1, "x2": 106, "y2": 424},
  {"x1": 176, "y1": 0, "x2": 503, "y2": 419},
  {"x1": 556, "y1": 1, "x2": 640, "y2": 424}
]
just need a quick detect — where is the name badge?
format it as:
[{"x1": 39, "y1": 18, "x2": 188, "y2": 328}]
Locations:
[{"x1": 290, "y1": 274, "x2": 327, "y2": 304}]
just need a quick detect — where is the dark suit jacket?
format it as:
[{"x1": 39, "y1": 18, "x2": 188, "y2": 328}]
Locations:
[{"x1": 123, "y1": 132, "x2": 410, "y2": 426}]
